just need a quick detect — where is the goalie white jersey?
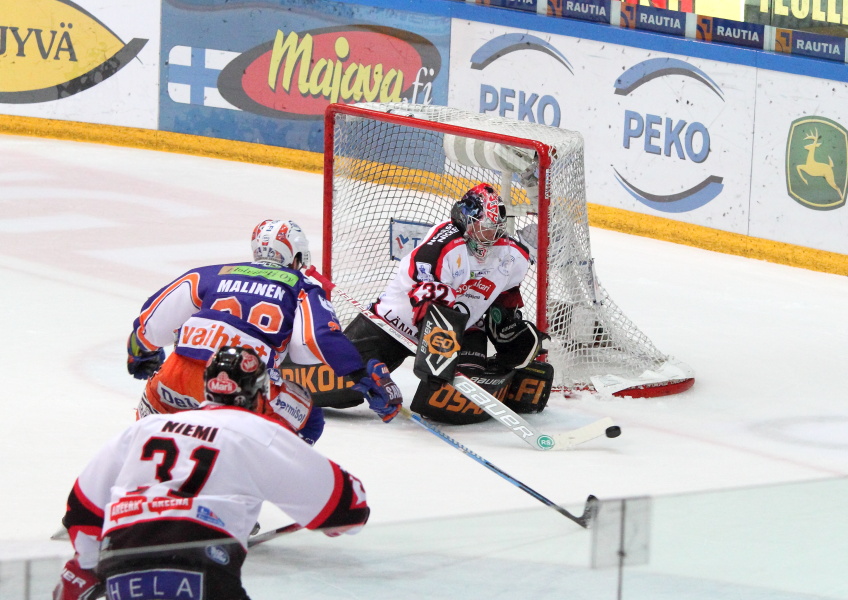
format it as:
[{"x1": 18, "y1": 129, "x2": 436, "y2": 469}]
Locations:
[{"x1": 371, "y1": 221, "x2": 532, "y2": 339}]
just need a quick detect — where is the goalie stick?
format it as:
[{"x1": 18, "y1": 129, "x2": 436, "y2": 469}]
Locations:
[
  {"x1": 304, "y1": 266, "x2": 621, "y2": 451},
  {"x1": 401, "y1": 407, "x2": 598, "y2": 528}
]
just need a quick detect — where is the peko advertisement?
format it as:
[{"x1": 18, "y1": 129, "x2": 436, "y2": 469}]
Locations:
[
  {"x1": 159, "y1": 0, "x2": 450, "y2": 153},
  {"x1": 447, "y1": 19, "x2": 755, "y2": 234},
  {"x1": 0, "y1": 0, "x2": 160, "y2": 128}
]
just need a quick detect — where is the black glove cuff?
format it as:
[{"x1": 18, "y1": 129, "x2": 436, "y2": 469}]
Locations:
[{"x1": 347, "y1": 368, "x2": 368, "y2": 382}]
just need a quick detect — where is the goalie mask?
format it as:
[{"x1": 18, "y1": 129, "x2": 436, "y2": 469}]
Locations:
[
  {"x1": 251, "y1": 219, "x2": 311, "y2": 269},
  {"x1": 451, "y1": 183, "x2": 507, "y2": 258},
  {"x1": 204, "y1": 346, "x2": 269, "y2": 411}
]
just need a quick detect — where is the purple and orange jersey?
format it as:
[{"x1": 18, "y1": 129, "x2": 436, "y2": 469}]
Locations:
[{"x1": 131, "y1": 262, "x2": 364, "y2": 377}]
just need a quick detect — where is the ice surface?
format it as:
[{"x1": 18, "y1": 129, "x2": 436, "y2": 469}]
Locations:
[{"x1": 1, "y1": 135, "x2": 846, "y2": 599}]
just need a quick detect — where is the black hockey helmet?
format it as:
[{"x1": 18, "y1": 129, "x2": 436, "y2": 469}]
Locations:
[
  {"x1": 203, "y1": 346, "x2": 268, "y2": 411},
  {"x1": 450, "y1": 183, "x2": 507, "y2": 254}
]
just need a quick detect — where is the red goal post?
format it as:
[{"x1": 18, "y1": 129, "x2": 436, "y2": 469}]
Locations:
[{"x1": 322, "y1": 102, "x2": 694, "y2": 398}]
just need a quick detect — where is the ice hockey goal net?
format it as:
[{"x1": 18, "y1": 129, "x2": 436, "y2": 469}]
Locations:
[{"x1": 322, "y1": 102, "x2": 694, "y2": 397}]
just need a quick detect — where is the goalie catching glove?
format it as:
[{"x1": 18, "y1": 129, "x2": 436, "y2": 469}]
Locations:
[
  {"x1": 486, "y1": 305, "x2": 549, "y2": 370},
  {"x1": 351, "y1": 359, "x2": 403, "y2": 422},
  {"x1": 126, "y1": 332, "x2": 165, "y2": 380}
]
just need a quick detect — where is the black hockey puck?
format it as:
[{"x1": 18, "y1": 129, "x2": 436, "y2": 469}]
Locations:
[{"x1": 605, "y1": 425, "x2": 621, "y2": 438}]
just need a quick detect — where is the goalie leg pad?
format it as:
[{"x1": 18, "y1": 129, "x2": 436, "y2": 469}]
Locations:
[
  {"x1": 504, "y1": 361, "x2": 554, "y2": 414},
  {"x1": 409, "y1": 364, "x2": 515, "y2": 425},
  {"x1": 456, "y1": 328, "x2": 487, "y2": 372}
]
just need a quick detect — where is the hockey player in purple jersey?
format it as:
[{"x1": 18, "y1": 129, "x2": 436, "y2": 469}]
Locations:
[
  {"x1": 54, "y1": 346, "x2": 371, "y2": 600},
  {"x1": 126, "y1": 219, "x2": 402, "y2": 440}
]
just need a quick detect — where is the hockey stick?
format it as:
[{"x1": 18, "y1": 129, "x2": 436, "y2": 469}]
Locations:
[
  {"x1": 305, "y1": 266, "x2": 620, "y2": 451},
  {"x1": 400, "y1": 407, "x2": 598, "y2": 528},
  {"x1": 51, "y1": 523, "x2": 302, "y2": 548},
  {"x1": 247, "y1": 523, "x2": 303, "y2": 547}
]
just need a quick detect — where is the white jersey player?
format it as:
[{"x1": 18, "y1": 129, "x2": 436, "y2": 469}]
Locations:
[
  {"x1": 373, "y1": 198, "x2": 530, "y2": 341},
  {"x1": 54, "y1": 346, "x2": 370, "y2": 600},
  {"x1": 340, "y1": 183, "x2": 552, "y2": 425}
]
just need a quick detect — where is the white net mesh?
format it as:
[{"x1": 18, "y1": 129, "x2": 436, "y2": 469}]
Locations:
[{"x1": 326, "y1": 103, "x2": 692, "y2": 392}]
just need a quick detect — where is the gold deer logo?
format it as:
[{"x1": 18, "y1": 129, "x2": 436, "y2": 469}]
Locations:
[
  {"x1": 797, "y1": 129, "x2": 842, "y2": 197},
  {"x1": 786, "y1": 116, "x2": 848, "y2": 210}
]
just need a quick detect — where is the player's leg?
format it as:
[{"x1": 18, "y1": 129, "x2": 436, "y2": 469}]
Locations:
[
  {"x1": 279, "y1": 314, "x2": 413, "y2": 409},
  {"x1": 504, "y1": 360, "x2": 554, "y2": 414},
  {"x1": 344, "y1": 313, "x2": 413, "y2": 370},
  {"x1": 409, "y1": 329, "x2": 514, "y2": 424}
]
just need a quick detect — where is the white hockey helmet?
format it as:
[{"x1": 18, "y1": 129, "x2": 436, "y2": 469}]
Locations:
[{"x1": 251, "y1": 219, "x2": 311, "y2": 269}]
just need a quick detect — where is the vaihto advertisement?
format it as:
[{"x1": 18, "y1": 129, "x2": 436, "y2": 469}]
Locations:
[
  {"x1": 447, "y1": 19, "x2": 757, "y2": 235},
  {"x1": 0, "y1": 0, "x2": 159, "y2": 128},
  {"x1": 159, "y1": 0, "x2": 451, "y2": 153}
]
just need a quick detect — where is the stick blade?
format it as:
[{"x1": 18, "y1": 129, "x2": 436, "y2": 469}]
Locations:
[
  {"x1": 578, "y1": 495, "x2": 601, "y2": 528},
  {"x1": 548, "y1": 417, "x2": 617, "y2": 450}
]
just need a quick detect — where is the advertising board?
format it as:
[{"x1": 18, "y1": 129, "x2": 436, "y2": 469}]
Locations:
[
  {"x1": 448, "y1": 18, "x2": 756, "y2": 234},
  {"x1": 0, "y1": 0, "x2": 160, "y2": 128},
  {"x1": 750, "y1": 70, "x2": 848, "y2": 254},
  {"x1": 160, "y1": 0, "x2": 450, "y2": 152}
]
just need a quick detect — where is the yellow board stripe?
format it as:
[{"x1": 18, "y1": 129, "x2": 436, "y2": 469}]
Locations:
[
  {"x1": 2, "y1": 114, "x2": 845, "y2": 276},
  {"x1": 0, "y1": 114, "x2": 323, "y2": 173},
  {"x1": 588, "y1": 203, "x2": 848, "y2": 276}
]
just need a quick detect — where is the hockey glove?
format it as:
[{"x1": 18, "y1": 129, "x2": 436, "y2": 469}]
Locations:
[
  {"x1": 53, "y1": 557, "x2": 102, "y2": 600},
  {"x1": 126, "y1": 332, "x2": 165, "y2": 380},
  {"x1": 486, "y1": 307, "x2": 549, "y2": 370},
  {"x1": 351, "y1": 360, "x2": 403, "y2": 423}
]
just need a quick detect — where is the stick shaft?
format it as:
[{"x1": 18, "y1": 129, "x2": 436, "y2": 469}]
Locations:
[
  {"x1": 401, "y1": 407, "x2": 596, "y2": 528},
  {"x1": 247, "y1": 523, "x2": 303, "y2": 547},
  {"x1": 53, "y1": 523, "x2": 301, "y2": 549}
]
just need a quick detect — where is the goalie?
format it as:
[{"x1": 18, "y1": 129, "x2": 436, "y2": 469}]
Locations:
[{"x1": 338, "y1": 183, "x2": 554, "y2": 424}]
